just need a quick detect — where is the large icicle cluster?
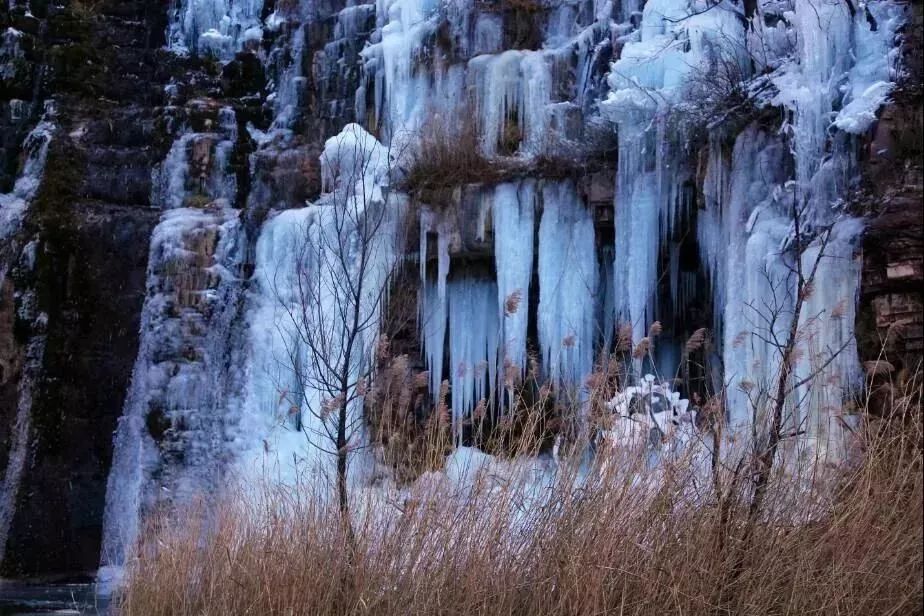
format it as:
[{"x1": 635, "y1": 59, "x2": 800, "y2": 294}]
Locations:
[
  {"x1": 601, "y1": 0, "x2": 747, "y2": 340},
  {"x1": 692, "y1": 0, "x2": 900, "y2": 462},
  {"x1": 419, "y1": 178, "x2": 605, "y2": 428},
  {"x1": 362, "y1": 0, "x2": 612, "y2": 156},
  {"x1": 97, "y1": 0, "x2": 908, "y2": 582}
]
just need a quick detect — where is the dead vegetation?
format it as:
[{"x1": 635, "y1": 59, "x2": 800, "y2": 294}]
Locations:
[
  {"x1": 401, "y1": 109, "x2": 616, "y2": 202},
  {"x1": 399, "y1": 109, "x2": 506, "y2": 198},
  {"x1": 116, "y1": 358, "x2": 923, "y2": 616}
]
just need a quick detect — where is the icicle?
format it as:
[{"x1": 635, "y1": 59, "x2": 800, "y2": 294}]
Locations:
[
  {"x1": 470, "y1": 50, "x2": 525, "y2": 157},
  {"x1": 418, "y1": 207, "x2": 452, "y2": 401},
  {"x1": 714, "y1": 126, "x2": 791, "y2": 431},
  {"x1": 792, "y1": 219, "x2": 864, "y2": 464},
  {"x1": 493, "y1": 181, "x2": 536, "y2": 383},
  {"x1": 421, "y1": 280, "x2": 448, "y2": 400},
  {"x1": 448, "y1": 278, "x2": 499, "y2": 440},
  {"x1": 368, "y1": 0, "x2": 449, "y2": 144},
  {"x1": 537, "y1": 181, "x2": 598, "y2": 390}
]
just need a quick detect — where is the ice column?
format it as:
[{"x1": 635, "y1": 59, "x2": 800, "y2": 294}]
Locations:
[
  {"x1": 493, "y1": 181, "x2": 536, "y2": 381},
  {"x1": 448, "y1": 278, "x2": 500, "y2": 441},
  {"x1": 234, "y1": 125, "x2": 398, "y2": 485},
  {"x1": 538, "y1": 181, "x2": 598, "y2": 391}
]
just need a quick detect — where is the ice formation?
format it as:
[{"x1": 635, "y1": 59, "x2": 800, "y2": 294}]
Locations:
[
  {"x1": 601, "y1": 0, "x2": 747, "y2": 340},
  {"x1": 363, "y1": 0, "x2": 611, "y2": 157},
  {"x1": 0, "y1": 110, "x2": 53, "y2": 566},
  {"x1": 167, "y1": 0, "x2": 265, "y2": 58},
  {"x1": 100, "y1": 206, "x2": 242, "y2": 570},
  {"x1": 96, "y1": 0, "x2": 908, "y2": 580},
  {"x1": 493, "y1": 181, "x2": 536, "y2": 383},
  {"x1": 100, "y1": 112, "x2": 245, "y2": 569},
  {"x1": 419, "y1": 178, "x2": 601, "y2": 429},
  {"x1": 234, "y1": 124, "x2": 400, "y2": 484},
  {"x1": 537, "y1": 181, "x2": 598, "y2": 391},
  {"x1": 448, "y1": 278, "x2": 500, "y2": 440}
]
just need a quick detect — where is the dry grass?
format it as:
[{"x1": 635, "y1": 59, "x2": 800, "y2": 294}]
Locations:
[
  {"x1": 400, "y1": 110, "x2": 507, "y2": 198},
  {"x1": 117, "y1": 380, "x2": 922, "y2": 616},
  {"x1": 476, "y1": 0, "x2": 548, "y2": 14}
]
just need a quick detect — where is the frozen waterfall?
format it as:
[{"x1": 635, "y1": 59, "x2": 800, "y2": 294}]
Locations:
[
  {"x1": 96, "y1": 0, "x2": 908, "y2": 583},
  {"x1": 0, "y1": 110, "x2": 54, "y2": 567},
  {"x1": 100, "y1": 115, "x2": 245, "y2": 571},
  {"x1": 233, "y1": 124, "x2": 401, "y2": 485}
]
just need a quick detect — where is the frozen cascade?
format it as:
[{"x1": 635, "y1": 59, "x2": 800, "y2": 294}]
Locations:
[
  {"x1": 537, "y1": 181, "x2": 598, "y2": 392},
  {"x1": 0, "y1": 112, "x2": 53, "y2": 567},
  {"x1": 233, "y1": 207, "x2": 332, "y2": 483},
  {"x1": 269, "y1": 2, "x2": 317, "y2": 132},
  {"x1": 167, "y1": 0, "x2": 265, "y2": 58},
  {"x1": 699, "y1": 126, "x2": 792, "y2": 429},
  {"x1": 365, "y1": 0, "x2": 611, "y2": 157},
  {"x1": 792, "y1": 219, "x2": 864, "y2": 464},
  {"x1": 1, "y1": 27, "x2": 25, "y2": 84},
  {"x1": 601, "y1": 0, "x2": 905, "y2": 461},
  {"x1": 772, "y1": 0, "x2": 904, "y2": 225},
  {"x1": 100, "y1": 206, "x2": 243, "y2": 572},
  {"x1": 774, "y1": 0, "x2": 853, "y2": 225},
  {"x1": 835, "y1": 2, "x2": 906, "y2": 134},
  {"x1": 100, "y1": 117, "x2": 244, "y2": 572},
  {"x1": 85, "y1": 0, "x2": 909, "y2": 581},
  {"x1": 233, "y1": 124, "x2": 400, "y2": 485},
  {"x1": 367, "y1": 0, "x2": 448, "y2": 144},
  {"x1": 601, "y1": 0, "x2": 747, "y2": 342},
  {"x1": 700, "y1": 121, "x2": 866, "y2": 449}
]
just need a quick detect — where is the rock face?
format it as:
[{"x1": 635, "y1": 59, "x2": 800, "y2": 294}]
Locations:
[
  {"x1": 0, "y1": 0, "x2": 920, "y2": 579},
  {"x1": 0, "y1": 0, "x2": 375, "y2": 577},
  {"x1": 857, "y1": 2, "x2": 923, "y2": 380},
  {"x1": 0, "y1": 0, "x2": 170, "y2": 576}
]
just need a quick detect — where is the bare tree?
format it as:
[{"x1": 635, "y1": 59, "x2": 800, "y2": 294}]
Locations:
[
  {"x1": 705, "y1": 198, "x2": 859, "y2": 603},
  {"x1": 270, "y1": 126, "x2": 402, "y2": 531},
  {"x1": 742, "y1": 203, "x2": 854, "y2": 520}
]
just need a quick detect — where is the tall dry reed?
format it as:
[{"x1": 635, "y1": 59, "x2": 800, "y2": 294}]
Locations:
[{"x1": 118, "y1": 377, "x2": 922, "y2": 616}]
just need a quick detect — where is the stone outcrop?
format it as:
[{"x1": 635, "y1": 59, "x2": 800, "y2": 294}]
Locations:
[{"x1": 857, "y1": 2, "x2": 923, "y2": 378}]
